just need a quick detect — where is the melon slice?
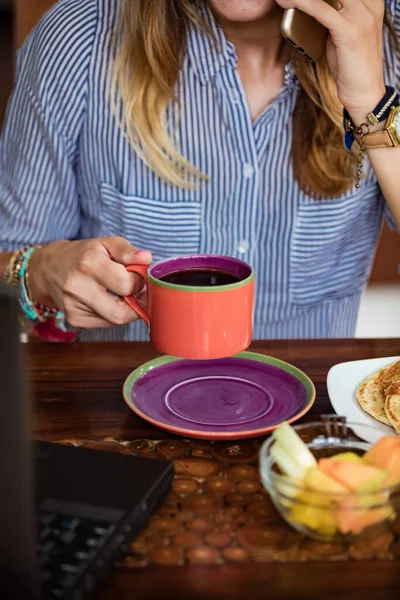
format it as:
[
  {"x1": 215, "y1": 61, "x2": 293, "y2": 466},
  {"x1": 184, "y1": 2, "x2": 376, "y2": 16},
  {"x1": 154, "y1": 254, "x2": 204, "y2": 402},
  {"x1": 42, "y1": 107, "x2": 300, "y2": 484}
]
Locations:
[
  {"x1": 336, "y1": 496, "x2": 393, "y2": 535},
  {"x1": 364, "y1": 437, "x2": 400, "y2": 487},
  {"x1": 305, "y1": 466, "x2": 348, "y2": 495},
  {"x1": 364, "y1": 436, "x2": 400, "y2": 469},
  {"x1": 382, "y1": 451, "x2": 400, "y2": 487},
  {"x1": 318, "y1": 460, "x2": 388, "y2": 493},
  {"x1": 317, "y1": 458, "x2": 335, "y2": 477}
]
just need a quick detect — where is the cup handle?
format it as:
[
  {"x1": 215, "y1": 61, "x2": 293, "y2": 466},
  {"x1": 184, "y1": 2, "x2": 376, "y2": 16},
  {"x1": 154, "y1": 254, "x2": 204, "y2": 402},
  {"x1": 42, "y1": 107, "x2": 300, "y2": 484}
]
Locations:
[{"x1": 123, "y1": 264, "x2": 150, "y2": 327}]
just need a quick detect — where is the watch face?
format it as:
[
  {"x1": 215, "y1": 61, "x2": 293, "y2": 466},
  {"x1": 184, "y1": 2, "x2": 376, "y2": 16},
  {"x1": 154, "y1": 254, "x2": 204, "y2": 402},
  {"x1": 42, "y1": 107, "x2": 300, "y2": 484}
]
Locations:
[{"x1": 394, "y1": 108, "x2": 400, "y2": 142}]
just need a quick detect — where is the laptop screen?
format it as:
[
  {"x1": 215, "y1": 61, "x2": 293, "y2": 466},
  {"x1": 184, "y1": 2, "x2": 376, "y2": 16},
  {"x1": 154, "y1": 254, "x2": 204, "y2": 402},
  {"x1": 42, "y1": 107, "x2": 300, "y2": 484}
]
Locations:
[{"x1": 0, "y1": 286, "x2": 40, "y2": 598}]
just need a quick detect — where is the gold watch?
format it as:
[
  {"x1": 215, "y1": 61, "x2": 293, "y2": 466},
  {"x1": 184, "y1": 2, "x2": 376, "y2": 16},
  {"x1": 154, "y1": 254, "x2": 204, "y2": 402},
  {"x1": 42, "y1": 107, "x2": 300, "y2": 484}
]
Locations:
[{"x1": 360, "y1": 105, "x2": 400, "y2": 148}]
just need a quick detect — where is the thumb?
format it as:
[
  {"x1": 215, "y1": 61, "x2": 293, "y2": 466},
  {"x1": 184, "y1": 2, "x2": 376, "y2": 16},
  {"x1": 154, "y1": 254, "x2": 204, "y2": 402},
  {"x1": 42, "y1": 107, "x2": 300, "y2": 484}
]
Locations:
[{"x1": 101, "y1": 236, "x2": 152, "y2": 266}]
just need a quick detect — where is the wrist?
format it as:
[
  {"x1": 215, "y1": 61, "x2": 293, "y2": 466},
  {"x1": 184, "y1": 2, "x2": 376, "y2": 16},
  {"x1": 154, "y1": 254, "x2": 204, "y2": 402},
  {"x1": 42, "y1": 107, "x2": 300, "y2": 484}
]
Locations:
[
  {"x1": 345, "y1": 85, "x2": 387, "y2": 127},
  {"x1": 28, "y1": 245, "x2": 57, "y2": 307}
]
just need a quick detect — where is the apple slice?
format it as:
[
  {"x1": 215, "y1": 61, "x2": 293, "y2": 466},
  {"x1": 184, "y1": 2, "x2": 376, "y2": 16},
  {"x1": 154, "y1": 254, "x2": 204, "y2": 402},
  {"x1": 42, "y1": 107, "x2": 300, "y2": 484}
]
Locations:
[
  {"x1": 329, "y1": 452, "x2": 364, "y2": 464},
  {"x1": 289, "y1": 491, "x2": 337, "y2": 536},
  {"x1": 272, "y1": 422, "x2": 317, "y2": 472},
  {"x1": 270, "y1": 442, "x2": 305, "y2": 481}
]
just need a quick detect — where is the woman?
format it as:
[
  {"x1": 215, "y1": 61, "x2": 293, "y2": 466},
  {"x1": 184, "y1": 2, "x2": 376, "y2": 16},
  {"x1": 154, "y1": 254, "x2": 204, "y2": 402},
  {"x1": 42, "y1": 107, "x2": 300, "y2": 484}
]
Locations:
[{"x1": 0, "y1": 0, "x2": 399, "y2": 341}]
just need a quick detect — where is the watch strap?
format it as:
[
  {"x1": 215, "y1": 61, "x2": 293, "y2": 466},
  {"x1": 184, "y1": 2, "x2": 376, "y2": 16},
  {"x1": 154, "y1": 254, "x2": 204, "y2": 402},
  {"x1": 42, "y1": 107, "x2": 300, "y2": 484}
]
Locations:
[
  {"x1": 355, "y1": 129, "x2": 394, "y2": 149},
  {"x1": 343, "y1": 86, "x2": 399, "y2": 151}
]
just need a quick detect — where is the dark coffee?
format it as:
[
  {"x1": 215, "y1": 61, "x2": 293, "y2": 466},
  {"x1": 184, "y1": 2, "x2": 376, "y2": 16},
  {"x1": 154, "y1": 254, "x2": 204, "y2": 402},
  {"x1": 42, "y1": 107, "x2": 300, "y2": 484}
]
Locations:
[{"x1": 160, "y1": 268, "x2": 241, "y2": 287}]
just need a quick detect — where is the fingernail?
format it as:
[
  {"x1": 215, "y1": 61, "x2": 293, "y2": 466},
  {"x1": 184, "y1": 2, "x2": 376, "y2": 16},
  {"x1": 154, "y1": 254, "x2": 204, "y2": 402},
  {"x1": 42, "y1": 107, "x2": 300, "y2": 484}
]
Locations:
[{"x1": 133, "y1": 250, "x2": 145, "y2": 256}]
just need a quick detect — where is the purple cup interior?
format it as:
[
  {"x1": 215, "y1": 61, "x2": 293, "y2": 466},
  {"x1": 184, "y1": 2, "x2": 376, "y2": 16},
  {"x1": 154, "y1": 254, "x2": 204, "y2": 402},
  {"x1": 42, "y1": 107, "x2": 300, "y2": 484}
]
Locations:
[{"x1": 149, "y1": 255, "x2": 252, "y2": 282}]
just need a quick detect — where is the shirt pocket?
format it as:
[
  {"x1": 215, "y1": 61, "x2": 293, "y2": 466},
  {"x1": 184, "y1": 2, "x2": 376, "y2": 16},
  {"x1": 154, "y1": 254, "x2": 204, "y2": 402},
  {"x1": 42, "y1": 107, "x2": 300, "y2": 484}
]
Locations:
[
  {"x1": 100, "y1": 183, "x2": 202, "y2": 262},
  {"x1": 290, "y1": 180, "x2": 383, "y2": 306}
]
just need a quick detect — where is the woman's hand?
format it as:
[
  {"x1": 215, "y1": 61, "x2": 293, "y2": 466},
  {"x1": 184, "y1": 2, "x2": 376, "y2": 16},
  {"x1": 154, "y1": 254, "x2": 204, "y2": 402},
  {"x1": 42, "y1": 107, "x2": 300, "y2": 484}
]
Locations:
[
  {"x1": 29, "y1": 237, "x2": 152, "y2": 328},
  {"x1": 276, "y1": 0, "x2": 387, "y2": 124}
]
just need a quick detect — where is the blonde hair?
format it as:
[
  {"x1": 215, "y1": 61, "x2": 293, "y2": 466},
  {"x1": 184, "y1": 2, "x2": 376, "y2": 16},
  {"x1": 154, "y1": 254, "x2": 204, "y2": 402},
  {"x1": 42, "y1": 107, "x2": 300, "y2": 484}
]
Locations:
[{"x1": 113, "y1": 1, "x2": 396, "y2": 197}]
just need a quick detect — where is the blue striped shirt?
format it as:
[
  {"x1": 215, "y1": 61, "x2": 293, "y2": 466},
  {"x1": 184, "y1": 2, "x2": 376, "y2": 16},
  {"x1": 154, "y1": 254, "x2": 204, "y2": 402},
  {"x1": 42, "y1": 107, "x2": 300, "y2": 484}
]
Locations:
[{"x1": 0, "y1": 0, "x2": 398, "y2": 341}]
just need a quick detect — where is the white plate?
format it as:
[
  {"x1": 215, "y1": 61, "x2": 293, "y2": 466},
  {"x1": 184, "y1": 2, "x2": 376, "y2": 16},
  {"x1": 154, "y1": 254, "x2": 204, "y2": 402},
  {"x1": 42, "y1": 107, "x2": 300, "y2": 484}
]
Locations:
[{"x1": 327, "y1": 356, "x2": 400, "y2": 444}]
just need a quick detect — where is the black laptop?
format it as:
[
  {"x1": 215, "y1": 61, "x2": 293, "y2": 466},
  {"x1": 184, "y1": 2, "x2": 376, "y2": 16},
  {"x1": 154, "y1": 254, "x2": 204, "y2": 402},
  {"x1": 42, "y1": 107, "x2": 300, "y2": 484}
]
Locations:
[{"x1": 0, "y1": 286, "x2": 173, "y2": 599}]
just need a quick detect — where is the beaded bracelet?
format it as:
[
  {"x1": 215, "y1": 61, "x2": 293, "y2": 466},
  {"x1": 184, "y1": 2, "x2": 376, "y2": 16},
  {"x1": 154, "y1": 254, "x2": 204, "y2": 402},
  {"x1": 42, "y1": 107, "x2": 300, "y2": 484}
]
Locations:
[
  {"x1": 4, "y1": 247, "x2": 29, "y2": 285},
  {"x1": 4, "y1": 246, "x2": 62, "y2": 323},
  {"x1": 4, "y1": 247, "x2": 77, "y2": 342},
  {"x1": 19, "y1": 248, "x2": 38, "y2": 321}
]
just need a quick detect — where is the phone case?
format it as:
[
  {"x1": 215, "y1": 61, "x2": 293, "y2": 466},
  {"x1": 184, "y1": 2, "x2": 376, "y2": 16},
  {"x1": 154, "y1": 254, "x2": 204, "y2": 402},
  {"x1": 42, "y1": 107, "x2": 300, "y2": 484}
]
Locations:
[{"x1": 281, "y1": 2, "x2": 336, "y2": 62}]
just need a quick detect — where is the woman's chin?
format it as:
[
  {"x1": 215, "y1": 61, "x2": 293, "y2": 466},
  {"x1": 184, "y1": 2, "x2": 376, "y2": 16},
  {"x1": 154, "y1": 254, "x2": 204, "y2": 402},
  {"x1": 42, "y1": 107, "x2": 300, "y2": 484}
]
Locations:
[{"x1": 207, "y1": 0, "x2": 278, "y2": 23}]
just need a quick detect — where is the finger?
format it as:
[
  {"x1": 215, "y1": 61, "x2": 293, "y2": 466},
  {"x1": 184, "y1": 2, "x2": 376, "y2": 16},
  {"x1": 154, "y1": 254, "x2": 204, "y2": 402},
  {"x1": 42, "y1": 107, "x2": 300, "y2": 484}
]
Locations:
[
  {"x1": 86, "y1": 292, "x2": 147, "y2": 329},
  {"x1": 63, "y1": 274, "x2": 145, "y2": 327},
  {"x1": 64, "y1": 297, "x2": 140, "y2": 329},
  {"x1": 77, "y1": 245, "x2": 149, "y2": 297},
  {"x1": 92, "y1": 257, "x2": 147, "y2": 297},
  {"x1": 73, "y1": 317, "x2": 118, "y2": 329},
  {"x1": 360, "y1": 0, "x2": 385, "y2": 18},
  {"x1": 79, "y1": 289, "x2": 147, "y2": 329},
  {"x1": 101, "y1": 236, "x2": 152, "y2": 266},
  {"x1": 64, "y1": 301, "x2": 120, "y2": 329}
]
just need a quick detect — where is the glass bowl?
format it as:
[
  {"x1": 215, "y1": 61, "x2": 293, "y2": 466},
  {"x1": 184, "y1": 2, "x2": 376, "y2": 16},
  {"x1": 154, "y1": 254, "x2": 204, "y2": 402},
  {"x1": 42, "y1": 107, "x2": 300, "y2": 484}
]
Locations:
[{"x1": 259, "y1": 420, "x2": 400, "y2": 542}]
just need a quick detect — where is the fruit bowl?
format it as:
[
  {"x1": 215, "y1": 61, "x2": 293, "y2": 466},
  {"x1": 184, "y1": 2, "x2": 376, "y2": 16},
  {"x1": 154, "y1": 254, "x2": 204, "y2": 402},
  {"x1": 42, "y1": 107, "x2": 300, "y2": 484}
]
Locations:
[{"x1": 259, "y1": 420, "x2": 400, "y2": 542}]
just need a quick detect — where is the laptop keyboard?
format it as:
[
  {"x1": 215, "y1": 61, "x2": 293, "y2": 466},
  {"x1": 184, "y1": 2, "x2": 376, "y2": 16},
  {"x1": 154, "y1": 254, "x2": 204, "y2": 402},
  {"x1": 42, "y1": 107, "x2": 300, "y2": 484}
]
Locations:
[{"x1": 37, "y1": 510, "x2": 116, "y2": 599}]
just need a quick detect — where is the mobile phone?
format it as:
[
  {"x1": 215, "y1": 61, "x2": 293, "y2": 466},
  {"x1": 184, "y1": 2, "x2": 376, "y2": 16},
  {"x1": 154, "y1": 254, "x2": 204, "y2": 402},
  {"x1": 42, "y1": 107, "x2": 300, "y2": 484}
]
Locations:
[{"x1": 281, "y1": 2, "x2": 336, "y2": 63}]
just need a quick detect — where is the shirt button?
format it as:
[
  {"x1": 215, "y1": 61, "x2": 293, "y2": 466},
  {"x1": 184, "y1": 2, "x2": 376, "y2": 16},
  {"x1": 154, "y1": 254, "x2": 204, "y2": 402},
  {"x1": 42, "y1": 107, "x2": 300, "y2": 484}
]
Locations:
[
  {"x1": 231, "y1": 88, "x2": 240, "y2": 103},
  {"x1": 237, "y1": 240, "x2": 249, "y2": 253},
  {"x1": 243, "y1": 163, "x2": 254, "y2": 178}
]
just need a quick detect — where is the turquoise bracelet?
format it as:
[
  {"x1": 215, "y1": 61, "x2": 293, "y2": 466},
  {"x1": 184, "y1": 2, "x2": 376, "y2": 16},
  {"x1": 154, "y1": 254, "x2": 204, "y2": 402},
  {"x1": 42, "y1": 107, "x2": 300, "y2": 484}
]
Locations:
[
  {"x1": 16, "y1": 247, "x2": 65, "y2": 325},
  {"x1": 18, "y1": 248, "x2": 38, "y2": 321}
]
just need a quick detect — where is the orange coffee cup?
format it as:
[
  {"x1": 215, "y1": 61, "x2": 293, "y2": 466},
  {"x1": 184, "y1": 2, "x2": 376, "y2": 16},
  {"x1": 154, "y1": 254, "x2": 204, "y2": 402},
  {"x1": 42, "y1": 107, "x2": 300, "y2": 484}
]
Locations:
[{"x1": 124, "y1": 255, "x2": 254, "y2": 359}]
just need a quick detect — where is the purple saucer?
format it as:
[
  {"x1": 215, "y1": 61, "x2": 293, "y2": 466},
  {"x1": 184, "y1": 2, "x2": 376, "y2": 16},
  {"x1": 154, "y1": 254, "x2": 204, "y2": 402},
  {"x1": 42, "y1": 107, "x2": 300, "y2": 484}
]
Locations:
[{"x1": 123, "y1": 352, "x2": 316, "y2": 440}]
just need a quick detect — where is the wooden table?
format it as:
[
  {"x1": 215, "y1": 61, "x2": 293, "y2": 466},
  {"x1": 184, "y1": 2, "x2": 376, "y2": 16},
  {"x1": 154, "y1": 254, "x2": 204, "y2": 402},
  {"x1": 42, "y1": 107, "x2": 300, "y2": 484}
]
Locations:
[{"x1": 29, "y1": 338, "x2": 400, "y2": 600}]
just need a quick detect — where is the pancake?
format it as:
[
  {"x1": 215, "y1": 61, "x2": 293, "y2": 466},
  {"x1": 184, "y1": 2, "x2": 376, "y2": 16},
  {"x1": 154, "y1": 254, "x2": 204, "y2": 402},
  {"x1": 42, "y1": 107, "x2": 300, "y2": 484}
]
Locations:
[
  {"x1": 356, "y1": 360, "x2": 400, "y2": 431},
  {"x1": 385, "y1": 395, "x2": 400, "y2": 434},
  {"x1": 377, "y1": 360, "x2": 400, "y2": 399},
  {"x1": 356, "y1": 368, "x2": 392, "y2": 426}
]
